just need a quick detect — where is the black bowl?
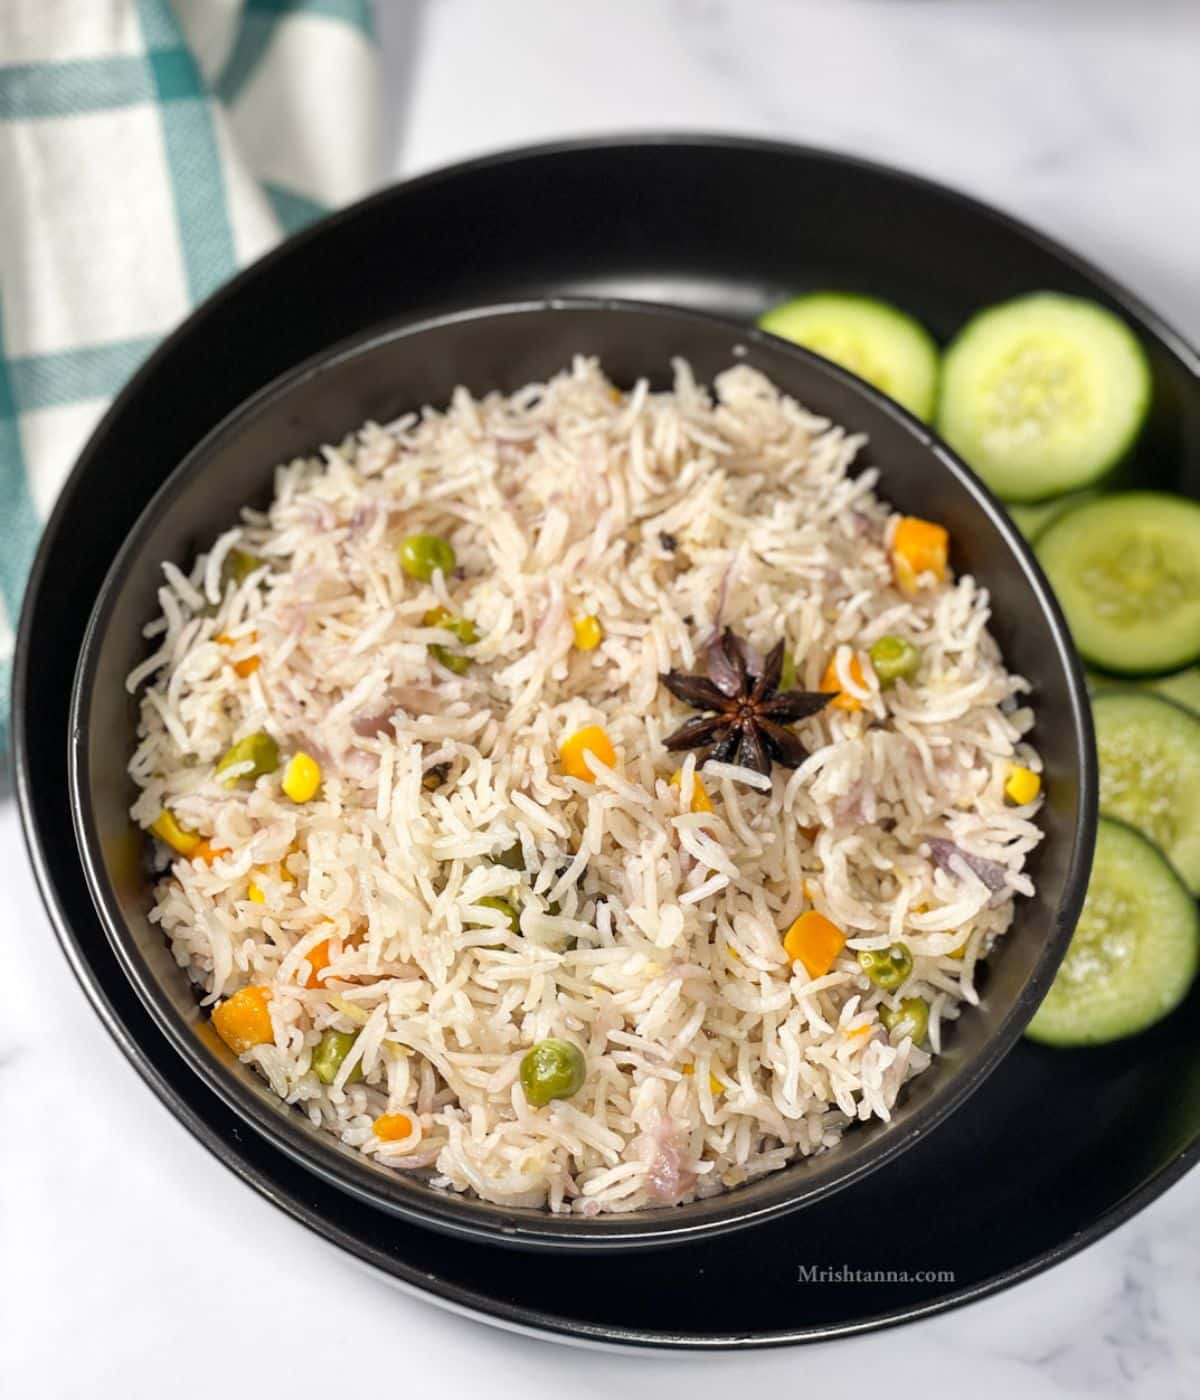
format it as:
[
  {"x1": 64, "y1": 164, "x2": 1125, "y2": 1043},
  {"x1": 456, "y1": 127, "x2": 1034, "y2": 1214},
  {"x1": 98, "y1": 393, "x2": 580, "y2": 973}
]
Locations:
[{"x1": 68, "y1": 297, "x2": 1094, "y2": 1252}]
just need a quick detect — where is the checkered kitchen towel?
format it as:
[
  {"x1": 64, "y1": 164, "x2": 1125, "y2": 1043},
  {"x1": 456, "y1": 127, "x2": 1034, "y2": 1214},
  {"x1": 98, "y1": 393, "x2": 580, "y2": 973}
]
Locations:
[{"x1": 0, "y1": 0, "x2": 381, "y2": 752}]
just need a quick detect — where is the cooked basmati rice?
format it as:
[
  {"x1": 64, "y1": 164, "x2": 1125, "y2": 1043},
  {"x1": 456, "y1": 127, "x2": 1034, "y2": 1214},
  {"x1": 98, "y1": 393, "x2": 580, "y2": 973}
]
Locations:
[{"x1": 127, "y1": 358, "x2": 1042, "y2": 1213}]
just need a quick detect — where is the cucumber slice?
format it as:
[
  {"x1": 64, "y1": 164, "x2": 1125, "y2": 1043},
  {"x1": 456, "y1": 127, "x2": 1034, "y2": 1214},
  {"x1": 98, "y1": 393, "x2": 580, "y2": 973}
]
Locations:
[
  {"x1": 1093, "y1": 689, "x2": 1200, "y2": 893},
  {"x1": 1089, "y1": 665, "x2": 1200, "y2": 715},
  {"x1": 1026, "y1": 818, "x2": 1199, "y2": 1046},
  {"x1": 1036, "y1": 492, "x2": 1200, "y2": 674},
  {"x1": 1007, "y1": 490, "x2": 1096, "y2": 543},
  {"x1": 937, "y1": 293, "x2": 1150, "y2": 501},
  {"x1": 757, "y1": 293, "x2": 939, "y2": 421},
  {"x1": 1145, "y1": 666, "x2": 1200, "y2": 715}
]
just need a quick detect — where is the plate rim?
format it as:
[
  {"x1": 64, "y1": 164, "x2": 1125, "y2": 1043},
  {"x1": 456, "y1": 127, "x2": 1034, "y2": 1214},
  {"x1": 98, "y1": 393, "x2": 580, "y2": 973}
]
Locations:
[{"x1": 14, "y1": 132, "x2": 1200, "y2": 1347}]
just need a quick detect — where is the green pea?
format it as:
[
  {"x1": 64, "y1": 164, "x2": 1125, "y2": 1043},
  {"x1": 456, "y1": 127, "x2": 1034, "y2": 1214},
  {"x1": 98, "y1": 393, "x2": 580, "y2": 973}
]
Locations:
[
  {"x1": 470, "y1": 895, "x2": 520, "y2": 935},
  {"x1": 216, "y1": 731, "x2": 280, "y2": 788},
  {"x1": 430, "y1": 644, "x2": 471, "y2": 675},
  {"x1": 779, "y1": 647, "x2": 798, "y2": 692},
  {"x1": 879, "y1": 997, "x2": 929, "y2": 1044},
  {"x1": 520, "y1": 1038, "x2": 586, "y2": 1107},
  {"x1": 201, "y1": 549, "x2": 265, "y2": 613},
  {"x1": 424, "y1": 606, "x2": 476, "y2": 673},
  {"x1": 223, "y1": 548, "x2": 265, "y2": 586},
  {"x1": 312, "y1": 1029, "x2": 363, "y2": 1085},
  {"x1": 857, "y1": 942, "x2": 914, "y2": 991},
  {"x1": 423, "y1": 606, "x2": 478, "y2": 644},
  {"x1": 400, "y1": 533, "x2": 456, "y2": 581},
  {"x1": 869, "y1": 635, "x2": 921, "y2": 688},
  {"x1": 494, "y1": 842, "x2": 526, "y2": 871}
]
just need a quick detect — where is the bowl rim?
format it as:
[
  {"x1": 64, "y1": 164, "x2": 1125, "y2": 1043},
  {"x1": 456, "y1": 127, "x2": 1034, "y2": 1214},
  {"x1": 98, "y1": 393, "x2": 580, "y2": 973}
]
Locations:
[{"x1": 66, "y1": 294, "x2": 1097, "y2": 1251}]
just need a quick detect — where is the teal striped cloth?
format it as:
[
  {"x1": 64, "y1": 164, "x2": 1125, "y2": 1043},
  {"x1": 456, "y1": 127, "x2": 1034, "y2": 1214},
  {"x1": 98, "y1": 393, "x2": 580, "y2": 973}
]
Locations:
[{"x1": 0, "y1": 0, "x2": 380, "y2": 752}]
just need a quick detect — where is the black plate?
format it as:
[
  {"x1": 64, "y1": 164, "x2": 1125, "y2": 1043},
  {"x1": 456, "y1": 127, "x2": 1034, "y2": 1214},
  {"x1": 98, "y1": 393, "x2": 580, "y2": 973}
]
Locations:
[{"x1": 15, "y1": 136, "x2": 1200, "y2": 1345}]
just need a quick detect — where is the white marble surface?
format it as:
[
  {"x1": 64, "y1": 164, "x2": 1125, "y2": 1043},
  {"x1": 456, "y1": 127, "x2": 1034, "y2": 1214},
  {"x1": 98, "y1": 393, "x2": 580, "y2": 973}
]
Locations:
[{"x1": 5, "y1": 1, "x2": 1200, "y2": 1394}]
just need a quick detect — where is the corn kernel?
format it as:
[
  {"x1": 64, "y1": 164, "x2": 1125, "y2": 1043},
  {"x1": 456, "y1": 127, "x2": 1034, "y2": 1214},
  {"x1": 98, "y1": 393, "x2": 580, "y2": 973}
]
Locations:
[
  {"x1": 150, "y1": 809, "x2": 200, "y2": 858},
  {"x1": 282, "y1": 752, "x2": 321, "y2": 803},
  {"x1": 669, "y1": 768, "x2": 713, "y2": 813},
  {"x1": 374, "y1": 1112, "x2": 414, "y2": 1142},
  {"x1": 572, "y1": 614, "x2": 603, "y2": 651},
  {"x1": 681, "y1": 1064, "x2": 725, "y2": 1095},
  {"x1": 248, "y1": 860, "x2": 294, "y2": 901},
  {"x1": 211, "y1": 986, "x2": 273, "y2": 1055},
  {"x1": 560, "y1": 725, "x2": 617, "y2": 781},
  {"x1": 1005, "y1": 764, "x2": 1042, "y2": 805}
]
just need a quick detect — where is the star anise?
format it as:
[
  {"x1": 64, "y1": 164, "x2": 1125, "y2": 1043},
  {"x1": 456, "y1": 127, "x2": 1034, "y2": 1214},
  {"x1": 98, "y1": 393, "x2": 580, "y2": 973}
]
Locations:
[{"x1": 660, "y1": 629, "x2": 835, "y2": 776}]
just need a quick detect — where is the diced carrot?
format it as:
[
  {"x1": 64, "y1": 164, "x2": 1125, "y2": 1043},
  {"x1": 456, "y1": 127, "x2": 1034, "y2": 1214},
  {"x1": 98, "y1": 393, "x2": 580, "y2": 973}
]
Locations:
[
  {"x1": 211, "y1": 986, "x2": 273, "y2": 1054},
  {"x1": 303, "y1": 938, "x2": 332, "y2": 989},
  {"x1": 192, "y1": 838, "x2": 229, "y2": 864},
  {"x1": 215, "y1": 630, "x2": 260, "y2": 678},
  {"x1": 194, "y1": 1018, "x2": 233, "y2": 1059},
  {"x1": 892, "y1": 516, "x2": 949, "y2": 594},
  {"x1": 374, "y1": 1112, "x2": 414, "y2": 1142},
  {"x1": 820, "y1": 652, "x2": 868, "y2": 711},
  {"x1": 783, "y1": 910, "x2": 846, "y2": 978}
]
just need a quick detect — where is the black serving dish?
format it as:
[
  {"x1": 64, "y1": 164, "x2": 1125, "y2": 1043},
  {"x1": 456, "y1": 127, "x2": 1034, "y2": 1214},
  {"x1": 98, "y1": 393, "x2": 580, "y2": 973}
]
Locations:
[
  {"x1": 16, "y1": 136, "x2": 1200, "y2": 1341},
  {"x1": 67, "y1": 298, "x2": 1092, "y2": 1252}
]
